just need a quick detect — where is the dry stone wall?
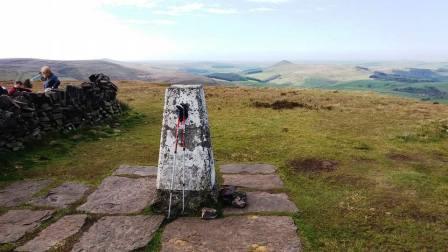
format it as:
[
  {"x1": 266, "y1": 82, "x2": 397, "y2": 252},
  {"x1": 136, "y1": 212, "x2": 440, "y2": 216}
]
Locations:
[{"x1": 0, "y1": 74, "x2": 121, "y2": 152}]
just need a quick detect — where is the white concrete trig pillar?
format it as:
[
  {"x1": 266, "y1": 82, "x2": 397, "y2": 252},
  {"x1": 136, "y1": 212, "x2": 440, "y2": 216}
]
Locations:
[{"x1": 155, "y1": 85, "x2": 217, "y2": 216}]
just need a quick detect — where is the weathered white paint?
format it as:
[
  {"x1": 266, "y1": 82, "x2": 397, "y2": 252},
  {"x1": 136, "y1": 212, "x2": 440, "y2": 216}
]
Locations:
[{"x1": 157, "y1": 85, "x2": 216, "y2": 191}]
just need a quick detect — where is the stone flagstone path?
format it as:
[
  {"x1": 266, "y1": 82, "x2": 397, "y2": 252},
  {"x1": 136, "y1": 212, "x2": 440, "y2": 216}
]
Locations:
[
  {"x1": 162, "y1": 216, "x2": 300, "y2": 252},
  {"x1": 222, "y1": 174, "x2": 284, "y2": 190},
  {"x1": 0, "y1": 179, "x2": 52, "y2": 207},
  {"x1": 224, "y1": 191, "x2": 298, "y2": 215},
  {"x1": 71, "y1": 215, "x2": 164, "y2": 252},
  {"x1": 16, "y1": 215, "x2": 87, "y2": 252},
  {"x1": 0, "y1": 163, "x2": 301, "y2": 251},
  {"x1": 220, "y1": 163, "x2": 277, "y2": 174},
  {"x1": 0, "y1": 210, "x2": 54, "y2": 244},
  {"x1": 162, "y1": 163, "x2": 301, "y2": 251},
  {"x1": 112, "y1": 165, "x2": 158, "y2": 177},
  {"x1": 77, "y1": 176, "x2": 157, "y2": 214},
  {"x1": 30, "y1": 182, "x2": 91, "y2": 209}
]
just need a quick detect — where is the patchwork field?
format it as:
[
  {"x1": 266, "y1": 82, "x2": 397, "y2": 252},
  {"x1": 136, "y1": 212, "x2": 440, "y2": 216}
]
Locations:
[{"x1": 1, "y1": 82, "x2": 448, "y2": 250}]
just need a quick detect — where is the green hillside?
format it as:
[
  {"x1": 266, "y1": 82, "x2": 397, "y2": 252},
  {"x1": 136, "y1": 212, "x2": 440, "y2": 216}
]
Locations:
[
  {"x1": 301, "y1": 79, "x2": 448, "y2": 103},
  {"x1": 2, "y1": 82, "x2": 448, "y2": 250}
]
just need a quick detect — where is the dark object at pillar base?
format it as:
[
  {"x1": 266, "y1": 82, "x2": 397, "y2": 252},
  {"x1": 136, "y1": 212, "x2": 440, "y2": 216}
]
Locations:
[
  {"x1": 219, "y1": 185, "x2": 247, "y2": 208},
  {"x1": 201, "y1": 207, "x2": 218, "y2": 220},
  {"x1": 153, "y1": 189, "x2": 218, "y2": 218},
  {"x1": 232, "y1": 192, "x2": 247, "y2": 208}
]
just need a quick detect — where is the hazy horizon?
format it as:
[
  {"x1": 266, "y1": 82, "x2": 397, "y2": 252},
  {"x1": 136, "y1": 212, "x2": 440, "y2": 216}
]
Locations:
[
  {"x1": 2, "y1": 58, "x2": 448, "y2": 66},
  {"x1": 1, "y1": 0, "x2": 448, "y2": 61}
]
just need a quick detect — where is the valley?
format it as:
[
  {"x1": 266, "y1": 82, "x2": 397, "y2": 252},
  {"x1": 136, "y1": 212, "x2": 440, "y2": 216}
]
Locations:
[{"x1": 2, "y1": 58, "x2": 448, "y2": 102}]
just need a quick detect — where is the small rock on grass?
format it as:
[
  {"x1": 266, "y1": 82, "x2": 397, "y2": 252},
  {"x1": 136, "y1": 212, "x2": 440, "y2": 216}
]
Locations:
[{"x1": 71, "y1": 134, "x2": 82, "y2": 140}]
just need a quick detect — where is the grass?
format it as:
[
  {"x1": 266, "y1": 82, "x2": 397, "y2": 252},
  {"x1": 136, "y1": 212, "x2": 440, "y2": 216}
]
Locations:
[
  {"x1": 144, "y1": 228, "x2": 164, "y2": 251},
  {"x1": 307, "y1": 79, "x2": 448, "y2": 103},
  {"x1": 239, "y1": 76, "x2": 448, "y2": 104},
  {"x1": 2, "y1": 81, "x2": 448, "y2": 250}
]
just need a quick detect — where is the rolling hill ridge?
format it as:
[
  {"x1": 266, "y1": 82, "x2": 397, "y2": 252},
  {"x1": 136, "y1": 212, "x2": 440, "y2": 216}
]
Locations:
[{"x1": 0, "y1": 58, "x2": 220, "y2": 84}]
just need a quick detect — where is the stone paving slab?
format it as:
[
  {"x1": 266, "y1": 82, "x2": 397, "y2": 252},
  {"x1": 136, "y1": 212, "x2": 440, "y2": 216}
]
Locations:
[
  {"x1": 220, "y1": 163, "x2": 276, "y2": 174},
  {"x1": 113, "y1": 165, "x2": 158, "y2": 177},
  {"x1": 224, "y1": 192, "x2": 298, "y2": 215},
  {"x1": 71, "y1": 215, "x2": 164, "y2": 252},
  {"x1": 0, "y1": 210, "x2": 54, "y2": 243},
  {"x1": 29, "y1": 182, "x2": 91, "y2": 209},
  {"x1": 0, "y1": 179, "x2": 52, "y2": 207},
  {"x1": 161, "y1": 215, "x2": 301, "y2": 252},
  {"x1": 222, "y1": 174, "x2": 284, "y2": 190},
  {"x1": 16, "y1": 214, "x2": 87, "y2": 252},
  {"x1": 77, "y1": 176, "x2": 156, "y2": 214}
]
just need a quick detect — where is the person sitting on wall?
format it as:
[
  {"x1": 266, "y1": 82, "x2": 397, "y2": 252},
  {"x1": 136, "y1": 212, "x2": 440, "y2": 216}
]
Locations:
[
  {"x1": 40, "y1": 66, "x2": 60, "y2": 91},
  {"x1": 8, "y1": 81, "x2": 32, "y2": 96},
  {"x1": 23, "y1": 78, "x2": 33, "y2": 89},
  {"x1": 0, "y1": 85, "x2": 8, "y2": 95}
]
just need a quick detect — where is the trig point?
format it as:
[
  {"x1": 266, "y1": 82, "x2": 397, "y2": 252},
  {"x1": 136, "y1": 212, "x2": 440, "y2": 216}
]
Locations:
[{"x1": 155, "y1": 85, "x2": 217, "y2": 217}]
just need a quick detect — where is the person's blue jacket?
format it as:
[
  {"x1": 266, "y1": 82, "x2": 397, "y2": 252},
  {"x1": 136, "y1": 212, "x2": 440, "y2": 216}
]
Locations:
[
  {"x1": 0, "y1": 86, "x2": 7, "y2": 95},
  {"x1": 43, "y1": 73, "x2": 60, "y2": 89}
]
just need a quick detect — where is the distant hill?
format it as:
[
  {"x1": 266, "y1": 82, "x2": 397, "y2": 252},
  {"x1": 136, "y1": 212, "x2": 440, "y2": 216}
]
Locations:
[
  {"x1": 370, "y1": 68, "x2": 448, "y2": 83},
  {"x1": 241, "y1": 68, "x2": 263, "y2": 75},
  {"x1": 0, "y1": 58, "x2": 152, "y2": 81},
  {"x1": 355, "y1": 66, "x2": 370, "y2": 72},
  {"x1": 271, "y1": 60, "x2": 294, "y2": 68},
  {"x1": 207, "y1": 72, "x2": 248, "y2": 82},
  {"x1": 103, "y1": 60, "x2": 221, "y2": 84},
  {"x1": 0, "y1": 58, "x2": 220, "y2": 84},
  {"x1": 211, "y1": 64, "x2": 235, "y2": 69},
  {"x1": 393, "y1": 86, "x2": 448, "y2": 99},
  {"x1": 179, "y1": 67, "x2": 211, "y2": 75}
]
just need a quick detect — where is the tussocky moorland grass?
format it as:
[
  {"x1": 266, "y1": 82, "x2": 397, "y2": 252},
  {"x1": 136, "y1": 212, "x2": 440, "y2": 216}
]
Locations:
[{"x1": 1, "y1": 81, "x2": 448, "y2": 251}]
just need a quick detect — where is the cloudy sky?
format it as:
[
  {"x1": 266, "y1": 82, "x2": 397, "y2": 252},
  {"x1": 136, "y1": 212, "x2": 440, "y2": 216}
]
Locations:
[{"x1": 1, "y1": 0, "x2": 447, "y2": 61}]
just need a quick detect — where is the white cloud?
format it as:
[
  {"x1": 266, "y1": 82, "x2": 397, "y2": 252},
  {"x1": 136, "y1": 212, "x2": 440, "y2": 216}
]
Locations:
[
  {"x1": 170, "y1": 3, "x2": 204, "y2": 13},
  {"x1": 98, "y1": 0, "x2": 159, "y2": 8},
  {"x1": 0, "y1": 0, "x2": 178, "y2": 60},
  {"x1": 154, "y1": 2, "x2": 238, "y2": 16},
  {"x1": 123, "y1": 19, "x2": 176, "y2": 25},
  {"x1": 155, "y1": 3, "x2": 204, "y2": 16},
  {"x1": 296, "y1": 5, "x2": 331, "y2": 14},
  {"x1": 205, "y1": 7, "x2": 239, "y2": 15},
  {"x1": 249, "y1": 7, "x2": 275, "y2": 12},
  {"x1": 247, "y1": 0, "x2": 289, "y2": 3}
]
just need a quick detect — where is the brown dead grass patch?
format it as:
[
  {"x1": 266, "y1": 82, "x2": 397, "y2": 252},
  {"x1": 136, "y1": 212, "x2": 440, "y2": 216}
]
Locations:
[
  {"x1": 387, "y1": 152, "x2": 419, "y2": 162},
  {"x1": 325, "y1": 174, "x2": 376, "y2": 188},
  {"x1": 287, "y1": 158, "x2": 338, "y2": 172},
  {"x1": 252, "y1": 100, "x2": 307, "y2": 110},
  {"x1": 252, "y1": 99, "x2": 332, "y2": 110}
]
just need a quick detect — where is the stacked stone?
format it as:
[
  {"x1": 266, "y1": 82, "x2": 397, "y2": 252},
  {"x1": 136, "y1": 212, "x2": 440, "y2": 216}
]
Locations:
[
  {"x1": 0, "y1": 73, "x2": 121, "y2": 152},
  {"x1": 0, "y1": 94, "x2": 40, "y2": 151}
]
